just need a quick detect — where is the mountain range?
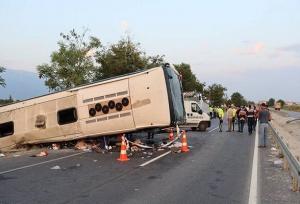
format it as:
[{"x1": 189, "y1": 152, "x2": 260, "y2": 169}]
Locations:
[{"x1": 0, "y1": 69, "x2": 49, "y2": 100}]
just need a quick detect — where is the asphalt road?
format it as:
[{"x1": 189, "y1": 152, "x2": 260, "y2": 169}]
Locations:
[{"x1": 0, "y1": 119, "x2": 256, "y2": 204}]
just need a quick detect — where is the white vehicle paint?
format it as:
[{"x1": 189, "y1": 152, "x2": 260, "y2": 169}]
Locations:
[{"x1": 181, "y1": 92, "x2": 211, "y2": 131}]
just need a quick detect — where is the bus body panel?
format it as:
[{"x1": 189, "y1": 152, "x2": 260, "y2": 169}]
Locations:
[{"x1": 0, "y1": 66, "x2": 184, "y2": 151}]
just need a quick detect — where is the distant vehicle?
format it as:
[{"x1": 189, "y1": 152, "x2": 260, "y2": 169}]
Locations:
[
  {"x1": 0, "y1": 64, "x2": 185, "y2": 151},
  {"x1": 181, "y1": 92, "x2": 211, "y2": 131},
  {"x1": 275, "y1": 102, "x2": 281, "y2": 111}
]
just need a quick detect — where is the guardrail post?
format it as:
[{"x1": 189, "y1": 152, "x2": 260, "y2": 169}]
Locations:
[
  {"x1": 283, "y1": 158, "x2": 289, "y2": 171},
  {"x1": 292, "y1": 174, "x2": 299, "y2": 192}
]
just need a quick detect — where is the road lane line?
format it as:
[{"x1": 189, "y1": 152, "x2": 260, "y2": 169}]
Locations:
[
  {"x1": 248, "y1": 122, "x2": 259, "y2": 204},
  {"x1": 0, "y1": 152, "x2": 87, "y2": 175},
  {"x1": 208, "y1": 126, "x2": 218, "y2": 133},
  {"x1": 139, "y1": 151, "x2": 171, "y2": 167}
]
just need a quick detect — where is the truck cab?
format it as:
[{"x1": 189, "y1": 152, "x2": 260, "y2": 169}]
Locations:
[{"x1": 181, "y1": 92, "x2": 211, "y2": 131}]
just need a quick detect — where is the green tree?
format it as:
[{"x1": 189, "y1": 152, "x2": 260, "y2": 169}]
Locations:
[
  {"x1": 173, "y1": 63, "x2": 205, "y2": 93},
  {"x1": 207, "y1": 83, "x2": 227, "y2": 107},
  {"x1": 37, "y1": 29, "x2": 101, "y2": 91},
  {"x1": 0, "y1": 66, "x2": 6, "y2": 87},
  {"x1": 95, "y1": 36, "x2": 164, "y2": 80},
  {"x1": 267, "y1": 98, "x2": 275, "y2": 107},
  {"x1": 277, "y1": 99, "x2": 285, "y2": 107},
  {"x1": 231, "y1": 92, "x2": 247, "y2": 107}
]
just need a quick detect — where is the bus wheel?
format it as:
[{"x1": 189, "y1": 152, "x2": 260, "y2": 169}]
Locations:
[{"x1": 198, "y1": 123, "x2": 207, "y2": 131}]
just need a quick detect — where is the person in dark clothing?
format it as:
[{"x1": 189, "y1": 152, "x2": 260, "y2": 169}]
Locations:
[
  {"x1": 236, "y1": 106, "x2": 241, "y2": 132},
  {"x1": 247, "y1": 105, "x2": 255, "y2": 135},
  {"x1": 239, "y1": 107, "x2": 247, "y2": 132},
  {"x1": 253, "y1": 106, "x2": 258, "y2": 131}
]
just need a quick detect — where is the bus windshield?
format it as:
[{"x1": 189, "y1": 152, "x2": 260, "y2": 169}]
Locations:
[{"x1": 163, "y1": 66, "x2": 185, "y2": 125}]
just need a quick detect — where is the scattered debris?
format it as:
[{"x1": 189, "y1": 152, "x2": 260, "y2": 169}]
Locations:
[
  {"x1": 52, "y1": 143, "x2": 60, "y2": 150},
  {"x1": 130, "y1": 146, "x2": 140, "y2": 152},
  {"x1": 170, "y1": 147, "x2": 181, "y2": 153},
  {"x1": 75, "y1": 140, "x2": 90, "y2": 150},
  {"x1": 273, "y1": 159, "x2": 283, "y2": 167},
  {"x1": 271, "y1": 147, "x2": 277, "y2": 151},
  {"x1": 13, "y1": 154, "x2": 20, "y2": 157},
  {"x1": 169, "y1": 141, "x2": 182, "y2": 148},
  {"x1": 76, "y1": 163, "x2": 81, "y2": 167},
  {"x1": 50, "y1": 165, "x2": 61, "y2": 170},
  {"x1": 0, "y1": 153, "x2": 5, "y2": 157},
  {"x1": 93, "y1": 160, "x2": 98, "y2": 162},
  {"x1": 32, "y1": 151, "x2": 48, "y2": 157}
]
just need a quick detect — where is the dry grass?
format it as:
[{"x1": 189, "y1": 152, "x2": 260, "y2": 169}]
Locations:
[{"x1": 283, "y1": 105, "x2": 300, "y2": 112}]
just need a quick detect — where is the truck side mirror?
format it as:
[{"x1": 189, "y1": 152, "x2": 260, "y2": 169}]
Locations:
[{"x1": 198, "y1": 109, "x2": 203, "y2": 114}]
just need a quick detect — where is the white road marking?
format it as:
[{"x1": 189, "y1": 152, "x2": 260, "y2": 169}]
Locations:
[
  {"x1": 139, "y1": 151, "x2": 171, "y2": 167},
  {"x1": 208, "y1": 126, "x2": 218, "y2": 133},
  {"x1": 0, "y1": 152, "x2": 87, "y2": 175},
  {"x1": 248, "y1": 122, "x2": 259, "y2": 204}
]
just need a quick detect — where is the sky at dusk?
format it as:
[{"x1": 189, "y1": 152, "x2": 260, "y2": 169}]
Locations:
[{"x1": 1, "y1": 0, "x2": 300, "y2": 102}]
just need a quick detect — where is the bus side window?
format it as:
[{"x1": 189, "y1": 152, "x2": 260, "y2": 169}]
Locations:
[
  {"x1": 57, "y1": 108, "x2": 78, "y2": 125},
  {"x1": 0, "y1": 121, "x2": 14, "y2": 137},
  {"x1": 191, "y1": 103, "x2": 197, "y2": 112}
]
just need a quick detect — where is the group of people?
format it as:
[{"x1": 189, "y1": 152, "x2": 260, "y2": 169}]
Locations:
[{"x1": 209, "y1": 103, "x2": 271, "y2": 147}]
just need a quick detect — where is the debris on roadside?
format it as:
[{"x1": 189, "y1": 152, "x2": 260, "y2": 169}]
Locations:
[
  {"x1": 31, "y1": 150, "x2": 48, "y2": 157},
  {"x1": 271, "y1": 147, "x2": 277, "y2": 151},
  {"x1": 0, "y1": 153, "x2": 5, "y2": 157},
  {"x1": 170, "y1": 147, "x2": 181, "y2": 153},
  {"x1": 75, "y1": 140, "x2": 90, "y2": 150},
  {"x1": 50, "y1": 165, "x2": 61, "y2": 170},
  {"x1": 13, "y1": 154, "x2": 20, "y2": 157},
  {"x1": 169, "y1": 141, "x2": 182, "y2": 148},
  {"x1": 52, "y1": 143, "x2": 60, "y2": 150},
  {"x1": 131, "y1": 146, "x2": 140, "y2": 152},
  {"x1": 273, "y1": 159, "x2": 283, "y2": 167}
]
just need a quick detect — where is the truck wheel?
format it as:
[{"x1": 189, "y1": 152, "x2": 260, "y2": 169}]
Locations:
[
  {"x1": 191, "y1": 127, "x2": 197, "y2": 131},
  {"x1": 198, "y1": 123, "x2": 207, "y2": 131}
]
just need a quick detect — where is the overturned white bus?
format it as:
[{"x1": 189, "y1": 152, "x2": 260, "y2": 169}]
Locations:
[{"x1": 0, "y1": 64, "x2": 185, "y2": 151}]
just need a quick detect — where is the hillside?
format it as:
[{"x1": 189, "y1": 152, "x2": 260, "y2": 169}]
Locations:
[{"x1": 0, "y1": 69, "x2": 49, "y2": 100}]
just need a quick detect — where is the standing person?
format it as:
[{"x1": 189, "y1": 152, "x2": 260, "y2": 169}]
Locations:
[
  {"x1": 253, "y1": 106, "x2": 258, "y2": 131},
  {"x1": 217, "y1": 107, "x2": 224, "y2": 132},
  {"x1": 226, "y1": 105, "x2": 234, "y2": 132},
  {"x1": 232, "y1": 106, "x2": 237, "y2": 131},
  {"x1": 239, "y1": 107, "x2": 247, "y2": 133},
  {"x1": 247, "y1": 105, "x2": 255, "y2": 135},
  {"x1": 209, "y1": 106, "x2": 213, "y2": 118},
  {"x1": 258, "y1": 103, "x2": 271, "y2": 147},
  {"x1": 236, "y1": 106, "x2": 241, "y2": 132}
]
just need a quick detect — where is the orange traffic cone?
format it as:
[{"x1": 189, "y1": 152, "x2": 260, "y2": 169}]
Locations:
[
  {"x1": 181, "y1": 130, "x2": 189, "y2": 153},
  {"x1": 117, "y1": 134, "x2": 129, "y2": 162},
  {"x1": 169, "y1": 128, "x2": 174, "y2": 141}
]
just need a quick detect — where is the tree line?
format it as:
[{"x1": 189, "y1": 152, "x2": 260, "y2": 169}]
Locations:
[{"x1": 0, "y1": 29, "x2": 249, "y2": 107}]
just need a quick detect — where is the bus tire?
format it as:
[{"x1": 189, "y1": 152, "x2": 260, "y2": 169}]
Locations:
[{"x1": 198, "y1": 122, "x2": 207, "y2": 131}]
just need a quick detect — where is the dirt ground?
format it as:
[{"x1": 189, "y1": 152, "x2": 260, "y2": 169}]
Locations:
[{"x1": 270, "y1": 110, "x2": 300, "y2": 159}]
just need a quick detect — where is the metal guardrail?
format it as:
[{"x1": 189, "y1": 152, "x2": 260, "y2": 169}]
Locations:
[
  {"x1": 286, "y1": 118, "x2": 300, "y2": 124},
  {"x1": 269, "y1": 122, "x2": 300, "y2": 191}
]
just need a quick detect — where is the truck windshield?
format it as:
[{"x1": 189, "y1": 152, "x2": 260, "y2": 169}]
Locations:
[{"x1": 163, "y1": 67, "x2": 185, "y2": 124}]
